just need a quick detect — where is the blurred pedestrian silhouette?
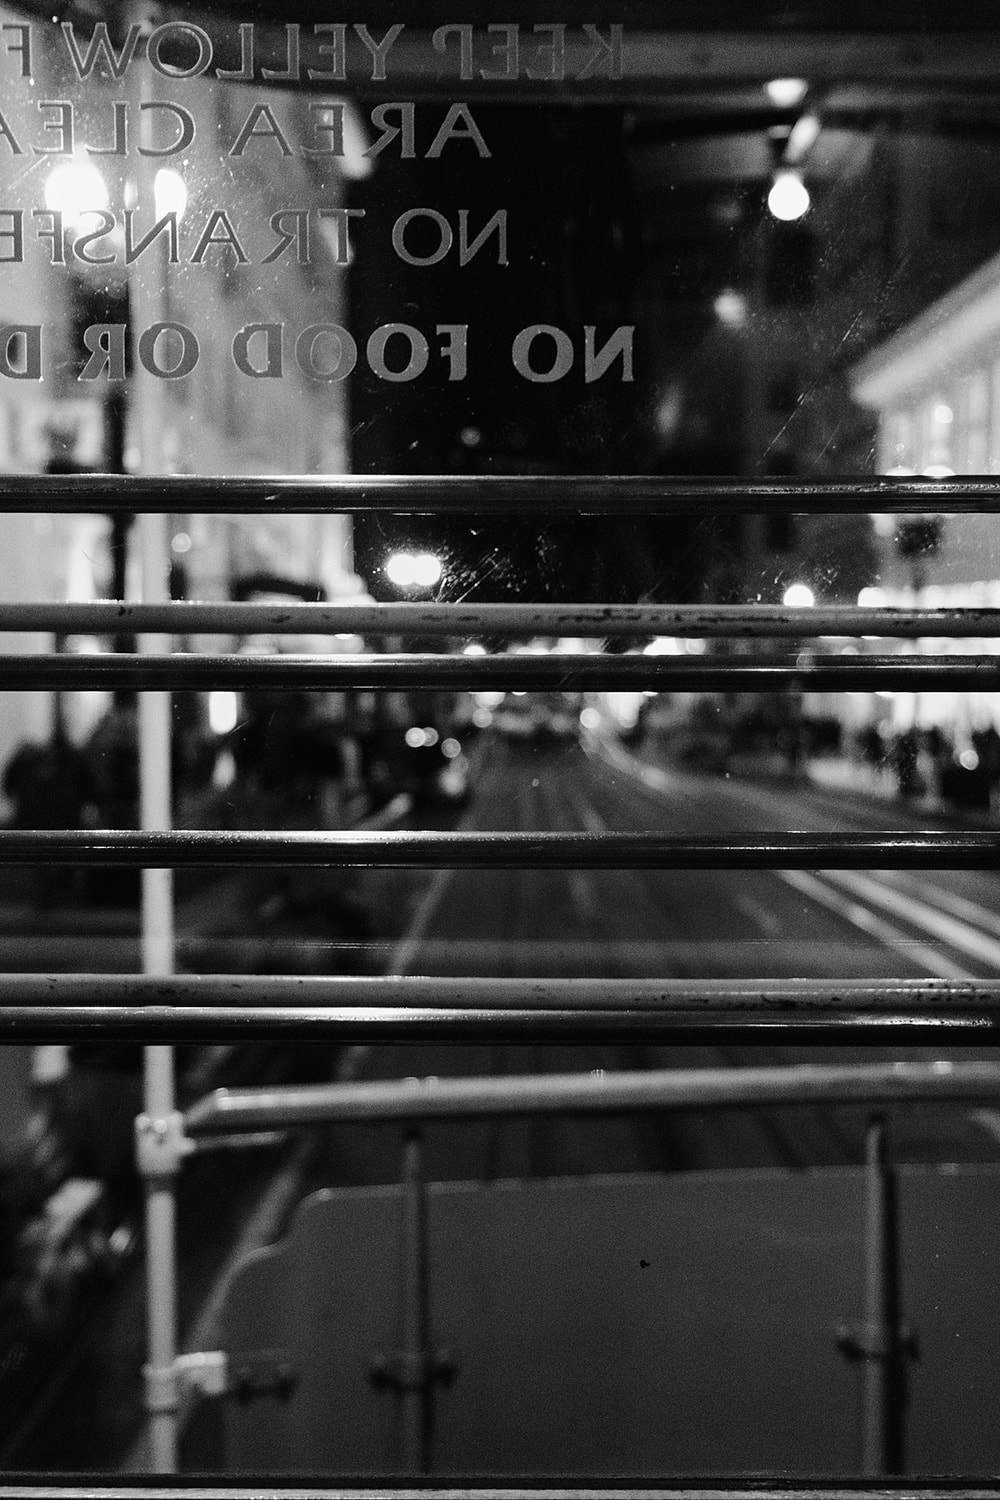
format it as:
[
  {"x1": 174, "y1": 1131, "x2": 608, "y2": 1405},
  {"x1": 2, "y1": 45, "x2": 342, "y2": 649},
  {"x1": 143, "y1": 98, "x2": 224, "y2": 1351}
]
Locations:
[{"x1": 2, "y1": 710, "x2": 98, "y2": 909}]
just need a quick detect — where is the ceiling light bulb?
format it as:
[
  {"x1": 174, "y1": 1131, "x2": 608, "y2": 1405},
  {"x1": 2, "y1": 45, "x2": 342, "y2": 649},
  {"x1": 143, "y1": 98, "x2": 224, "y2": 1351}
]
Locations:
[
  {"x1": 767, "y1": 170, "x2": 811, "y2": 222},
  {"x1": 766, "y1": 77, "x2": 808, "y2": 109}
]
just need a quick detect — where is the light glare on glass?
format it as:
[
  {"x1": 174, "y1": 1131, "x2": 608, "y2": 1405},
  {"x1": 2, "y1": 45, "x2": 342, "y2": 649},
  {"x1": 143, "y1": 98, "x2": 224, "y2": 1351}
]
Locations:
[
  {"x1": 713, "y1": 290, "x2": 747, "y2": 326},
  {"x1": 208, "y1": 691, "x2": 238, "y2": 736},
  {"x1": 44, "y1": 161, "x2": 109, "y2": 228},
  {"x1": 385, "y1": 551, "x2": 443, "y2": 588},
  {"x1": 786, "y1": 113, "x2": 821, "y2": 161},
  {"x1": 154, "y1": 168, "x2": 188, "y2": 221}
]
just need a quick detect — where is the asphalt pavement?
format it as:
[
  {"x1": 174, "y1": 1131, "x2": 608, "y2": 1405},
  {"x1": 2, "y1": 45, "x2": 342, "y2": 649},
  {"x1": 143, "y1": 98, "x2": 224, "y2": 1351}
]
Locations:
[{"x1": 340, "y1": 732, "x2": 1000, "y2": 1181}]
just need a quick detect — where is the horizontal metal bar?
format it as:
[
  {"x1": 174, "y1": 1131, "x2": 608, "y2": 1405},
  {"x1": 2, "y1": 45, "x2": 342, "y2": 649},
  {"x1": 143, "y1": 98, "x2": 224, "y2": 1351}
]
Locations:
[
  {"x1": 185, "y1": 1061, "x2": 1000, "y2": 1134},
  {"x1": 4, "y1": 1488, "x2": 1000, "y2": 1500},
  {"x1": 1, "y1": 978, "x2": 997, "y2": 1042},
  {"x1": 0, "y1": 1008, "x2": 990, "y2": 1044},
  {"x1": 2, "y1": 974, "x2": 994, "y2": 1008},
  {"x1": 0, "y1": 652, "x2": 997, "y2": 692},
  {"x1": 4, "y1": 602, "x2": 1000, "y2": 640},
  {"x1": 0, "y1": 829, "x2": 997, "y2": 869},
  {"x1": 0, "y1": 473, "x2": 998, "y2": 516}
]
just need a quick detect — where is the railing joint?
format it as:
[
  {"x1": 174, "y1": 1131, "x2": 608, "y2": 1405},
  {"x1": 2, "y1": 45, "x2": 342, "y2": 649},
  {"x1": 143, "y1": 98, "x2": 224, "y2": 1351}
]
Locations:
[
  {"x1": 175, "y1": 1349, "x2": 229, "y2": 1399},
  {"x1": 836, "y1": 1320, "x2": 919, "y2": 1363},
  {"x1": 135, "y1": 1110, "x2": 195, "y2": 1180}
]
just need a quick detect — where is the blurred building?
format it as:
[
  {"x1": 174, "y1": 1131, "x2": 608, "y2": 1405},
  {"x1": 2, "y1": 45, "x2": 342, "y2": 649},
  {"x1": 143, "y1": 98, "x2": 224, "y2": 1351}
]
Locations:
[
  {"x1": 843, "y1": 246, "x2": 1000, "y2": 744},
  {"x1": 0, "y1": 4, "x2": 361, "y2": 797},
  {"x1": 627, "y1": 88, "x2": 1000, "y2": 608}
]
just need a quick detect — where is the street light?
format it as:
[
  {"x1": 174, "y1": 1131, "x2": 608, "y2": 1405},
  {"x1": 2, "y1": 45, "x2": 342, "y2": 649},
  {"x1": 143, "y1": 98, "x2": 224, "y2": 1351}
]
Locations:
[
  {"x1": 385, "y1": 551, "x2": 444, "y2": 589},
  {"x1": 782, "y1": 581, "x2": 815, "y2": 608}
]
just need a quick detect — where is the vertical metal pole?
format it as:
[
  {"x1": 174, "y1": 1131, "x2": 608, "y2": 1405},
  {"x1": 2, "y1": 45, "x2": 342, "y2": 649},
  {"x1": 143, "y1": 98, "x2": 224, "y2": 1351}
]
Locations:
[
  {"x1": 860, "y1": 1114, "x2": 905, "y2": 1475},
  {"x1": 139, "y1": 515, "x2": 178, "y2": 1473},
  {"x1": 400, "y1": 1128, "x2": 432, "y2": 1473},
  {"x1": 133, "y1": 18, "x2": 179, "y2": 1470}
]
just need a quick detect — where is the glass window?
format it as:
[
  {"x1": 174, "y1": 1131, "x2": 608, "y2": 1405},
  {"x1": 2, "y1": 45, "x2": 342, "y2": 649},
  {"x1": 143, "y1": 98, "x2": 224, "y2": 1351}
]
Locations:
[{"x1": 1, "y1": 2, "x2": 1000, "y2": 1482}]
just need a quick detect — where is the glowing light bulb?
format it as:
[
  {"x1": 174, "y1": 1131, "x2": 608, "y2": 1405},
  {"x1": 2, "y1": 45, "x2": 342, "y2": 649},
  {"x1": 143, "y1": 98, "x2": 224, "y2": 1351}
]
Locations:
[
  {"x1": 411, "y1": 552, "x2": 443, "y2": 587},
  {"x1": 766, "y1": 77, "x2": 808, "y2": 108},
  {"x1": 385, "y1": 551, "x2": 443, "y2": 589},
  {"x1": 767, "y1": 170, "x2": 811, "y2": 222},
  {"x1": 782, "y1": 582, "x2": 815, "y2": 608},
  {"x1": 386, "y1": 552, "x2": 416, "y2": 586}
]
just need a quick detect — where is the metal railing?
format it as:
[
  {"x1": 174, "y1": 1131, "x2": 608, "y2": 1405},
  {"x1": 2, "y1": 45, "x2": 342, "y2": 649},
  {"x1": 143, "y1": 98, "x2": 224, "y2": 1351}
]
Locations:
[
  {"x1": 0, "y1": 975, "x2": 998, "y2": 1040},
  {"x1": 3, "y1": 473, "x2": 1000, "y2": 1490},
  {"x1": 0, "y1": 651, "x2": 998, "y2": 692},
  {"x1": 4, "y1": 1488, "x2": 1000, "y2": 1500},
  {"x1": 2, "y1": 471, "x2": 998, "y2": 512},
  {"x1": 0, "y1": 599, "x2": 996, "y2": 637},
  {"x1": 174, "y1": 1070, "x2": 994, "y2": 1477},
  {"x1": 183, "y1": 1060, "x2": 1000, "y2": 1132}
]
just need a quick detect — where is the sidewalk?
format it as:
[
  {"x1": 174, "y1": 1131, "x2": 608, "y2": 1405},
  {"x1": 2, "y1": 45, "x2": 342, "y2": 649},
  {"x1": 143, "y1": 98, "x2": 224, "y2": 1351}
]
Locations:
[
  {"x1": 655, "y1": 738, "x2": 999, "y2": 827},
  {"x1": 806, "y1": 752, "x2": 1000, "y2": 826}
]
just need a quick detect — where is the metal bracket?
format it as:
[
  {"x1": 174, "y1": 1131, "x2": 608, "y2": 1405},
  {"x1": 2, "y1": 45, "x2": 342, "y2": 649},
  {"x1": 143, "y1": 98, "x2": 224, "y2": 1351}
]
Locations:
[
  {"x1": 229, "y1": 1348, "x2": 299, "y2": 1404},
  {"x1": 135, "y1": 1111, "x2": 196, "y2": 1180},
  {"x1": 144, "y1": 1351, "x2": 229, "y2": 1414},
  {"x1": 143, "y1": 1361, "x2": 180, "y2": 1416},
  {"x1": 370, "y1": 1347, "x2": 457, "y2": 1394},
  {"x1": 191, "y1": 1130, "x2": 288, "y2": 1154},
  {"x1": 176, "y1": 1350, "x2": 228, "y2": 1398},
  {"x1": 836, "y1": 1320, "x2": 919, "y2": 1363}
]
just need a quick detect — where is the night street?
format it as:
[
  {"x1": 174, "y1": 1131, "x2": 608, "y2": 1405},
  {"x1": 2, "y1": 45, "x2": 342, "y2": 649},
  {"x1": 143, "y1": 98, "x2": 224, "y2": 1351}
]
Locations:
[{"x1": 331, "y1": 733, "x2": 1000, "y2": 1182}]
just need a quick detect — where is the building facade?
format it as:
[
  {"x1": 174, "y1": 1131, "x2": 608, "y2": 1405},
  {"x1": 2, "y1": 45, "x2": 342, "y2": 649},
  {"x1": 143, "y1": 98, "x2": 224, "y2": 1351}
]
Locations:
[
  {"x1": 846, "y1": 247, "x2": 1000, "y2": 746},
  {"x1": 0, "y1": 6, "x2": 360, "y2": 794}
]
